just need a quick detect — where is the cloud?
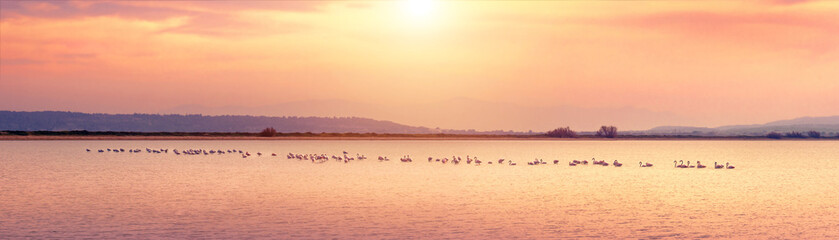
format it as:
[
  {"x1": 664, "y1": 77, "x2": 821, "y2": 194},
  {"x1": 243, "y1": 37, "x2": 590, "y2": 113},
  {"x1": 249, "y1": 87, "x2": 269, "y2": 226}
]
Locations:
[
  {"x1": 154, "y1": 12, "x2": 310, "y2": 37},
  {"x1": 57, "y1": 53, "x2": 97, "y2": 60},
  {"x1": 609, "y1": 10, "x2": 839, "y2": 54},
  {"x1": 0, "y1": 58, "x2": 45, "y2": 66},
  {"x1": 0, "y1": 1, "x2": 329, "y2": 38},
  {"x1": 176, "y1": 1, "x2": 326, "y2": 12},
  {"x1": 20, "y1": 2, "x2": 59, "y2": 12},
  {"x1": 1, "y1": 1, "x2": 329, "y2": 20},
  {"x1": 1, "y1": 1, "x2": 185, "y2": 20},
  {"x1": 766, "y1": 0, "x2": 816, "y2": 5}
]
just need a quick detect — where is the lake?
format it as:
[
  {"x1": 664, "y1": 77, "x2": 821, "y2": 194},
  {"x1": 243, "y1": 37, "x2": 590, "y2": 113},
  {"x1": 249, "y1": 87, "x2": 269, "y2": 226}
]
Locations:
[{"x1": 1, "y1": 140, "x2": 838, "y2": 239}]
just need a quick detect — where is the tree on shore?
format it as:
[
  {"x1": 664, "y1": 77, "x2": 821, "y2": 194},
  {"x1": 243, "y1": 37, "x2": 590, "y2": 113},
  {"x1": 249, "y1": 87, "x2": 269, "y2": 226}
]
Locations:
[
  {"x1": 596, "y1": 125, "x2": 618, "y2": 138},
  {"x1": 785, "y1": 131, "x2": 805, "y2": 138},
  {"x1": 807, "y1": 131, "x2": 821, "y2": 138},
  {"x1": 259, "y1": 127, "x2": 278, "y2": 137},
  {"x1": 546, "y1": 127, "x2": 577, "y2": 138},
  {"x1": 766, "y1": 132, "x2": 782, "y2": 139}
]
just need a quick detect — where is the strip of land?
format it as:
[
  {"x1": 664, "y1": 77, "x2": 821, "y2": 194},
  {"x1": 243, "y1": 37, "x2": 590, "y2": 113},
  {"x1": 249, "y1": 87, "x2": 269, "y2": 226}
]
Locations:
[{"x1": 1, "y1": 131, "x2": 833, "y2": 140}]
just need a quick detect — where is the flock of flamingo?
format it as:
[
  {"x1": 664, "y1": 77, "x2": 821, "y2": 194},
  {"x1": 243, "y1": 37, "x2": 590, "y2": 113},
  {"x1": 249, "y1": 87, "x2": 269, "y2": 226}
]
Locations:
[{"x1": 86, "y1": 148, "x2": 737, "y2": 169}]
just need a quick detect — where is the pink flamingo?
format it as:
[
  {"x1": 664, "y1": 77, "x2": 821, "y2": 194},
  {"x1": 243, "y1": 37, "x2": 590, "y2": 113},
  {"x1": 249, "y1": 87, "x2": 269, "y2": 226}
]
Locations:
[{"x1": 726, "y1": 162, "x2": 735, "y2": 169}]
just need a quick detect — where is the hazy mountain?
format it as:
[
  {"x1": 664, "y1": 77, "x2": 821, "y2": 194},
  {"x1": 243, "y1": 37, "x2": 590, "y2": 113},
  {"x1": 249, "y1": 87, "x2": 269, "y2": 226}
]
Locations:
[
  {"x1": 163, "y1": 98, "x2": 688, "y2": 131},
  {"x1": 638, "y1": 116, "x2": 839, "y2": 136},
  {"x1": 0, "y1": 111, "x2": 434, "y2": 133},
  {"x1": 764, "y1": 116, "x2": 839, "y2": 126},
  {"x1": 3, "y1": 111, "x2": 838, "y2": 136}
]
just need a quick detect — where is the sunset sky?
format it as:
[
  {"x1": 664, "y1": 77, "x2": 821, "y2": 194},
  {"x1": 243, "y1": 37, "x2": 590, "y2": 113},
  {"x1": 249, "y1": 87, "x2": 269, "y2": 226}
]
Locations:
[{"x1": 1, "y1": 0, "x2": 837, "y2": 131}]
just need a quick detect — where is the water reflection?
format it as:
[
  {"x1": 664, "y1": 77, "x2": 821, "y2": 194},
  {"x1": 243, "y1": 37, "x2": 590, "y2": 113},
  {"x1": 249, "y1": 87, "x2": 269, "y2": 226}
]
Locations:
[{"x1": 1, "y1": 140, "x2": 837, "y2": 239}]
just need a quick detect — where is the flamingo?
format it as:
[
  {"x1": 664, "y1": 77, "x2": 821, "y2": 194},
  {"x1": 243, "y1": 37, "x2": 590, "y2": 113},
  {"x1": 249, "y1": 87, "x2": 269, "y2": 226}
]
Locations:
[
  {"x1": 613, "y1": 160, "x2": 622, "y2": 167},
  {"x1": 553, "y1": 160, "x2": 559, "y2": 164},
  {"x1": 687, "y1": 161, "x2": 695, "y2": 168},
  {"x1": 715, "y1": 162, "x2": 724, "y2": 169},
  {"x1": 569, "y1": 161, "x2": 577, "y2": 166},
  {"x1": 697, "y1": 161, "x2": 706, "y2": 168},
  {"x1": 726, "y1": 162, "x2": 735, "y2": 169}
]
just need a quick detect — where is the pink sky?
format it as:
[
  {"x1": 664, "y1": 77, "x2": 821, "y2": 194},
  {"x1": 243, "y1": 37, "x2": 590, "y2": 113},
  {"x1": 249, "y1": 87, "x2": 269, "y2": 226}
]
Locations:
[{"x1": 1, "y1": 0, "x2": 837, "y2": 130}]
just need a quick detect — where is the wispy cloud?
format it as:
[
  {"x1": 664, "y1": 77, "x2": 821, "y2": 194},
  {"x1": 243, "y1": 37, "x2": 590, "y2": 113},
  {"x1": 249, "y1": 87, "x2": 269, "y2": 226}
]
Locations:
[
  {"x1": 608, "y1": 10, "x2": 839, "y2": 54},
  {"x1": 765, "y1": 0, "x2": 817, "y2": 5},
  {"x1": 1, "y1": 1, "x2": 328, "y2": 19},
  {"x1": 0, "y1": 58, "x2": 45, "y2": 66},
  {"x1": 1, "y1": 1, "x2": 328, "y2": 37}
]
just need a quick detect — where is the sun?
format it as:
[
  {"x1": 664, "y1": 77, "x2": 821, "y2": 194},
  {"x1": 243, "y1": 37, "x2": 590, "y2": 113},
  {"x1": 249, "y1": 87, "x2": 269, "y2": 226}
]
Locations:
[{"x1": 401, "y1": 0, "x2": 438, "y2": 24}]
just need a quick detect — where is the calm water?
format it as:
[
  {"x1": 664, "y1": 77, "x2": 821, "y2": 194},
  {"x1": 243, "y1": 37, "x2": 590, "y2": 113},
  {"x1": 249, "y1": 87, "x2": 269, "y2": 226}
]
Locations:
[{"x1": 1, "y1": 140, "x2": 838, "y2": 239}]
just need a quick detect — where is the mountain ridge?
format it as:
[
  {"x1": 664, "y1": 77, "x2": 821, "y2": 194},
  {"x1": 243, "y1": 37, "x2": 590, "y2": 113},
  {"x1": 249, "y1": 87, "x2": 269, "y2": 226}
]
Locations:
[
  {"x1": 637, "y1": 116, "x2": 839, "y2": 136},
  {"x1": 161, "y1": 98, "x2": 689, "y2": 131},
  {"x1": 2, "y1": 111, "x2": 838, "y2": 136},
  {"x1": 0, "y1": 111, "x2": 435, "y2": 133}
]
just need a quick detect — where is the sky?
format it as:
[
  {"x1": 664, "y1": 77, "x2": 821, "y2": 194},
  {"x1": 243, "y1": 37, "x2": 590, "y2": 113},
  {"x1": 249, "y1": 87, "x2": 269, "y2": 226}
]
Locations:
[{"x1": 1, "y1": 0, "x2": 837, "y2": 131}]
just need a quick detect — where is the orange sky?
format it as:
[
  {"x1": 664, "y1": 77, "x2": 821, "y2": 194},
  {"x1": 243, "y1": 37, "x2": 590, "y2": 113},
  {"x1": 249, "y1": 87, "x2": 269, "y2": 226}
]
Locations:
[{"x1": 1, "y1": 0, "x2": 837, "y2": 131}]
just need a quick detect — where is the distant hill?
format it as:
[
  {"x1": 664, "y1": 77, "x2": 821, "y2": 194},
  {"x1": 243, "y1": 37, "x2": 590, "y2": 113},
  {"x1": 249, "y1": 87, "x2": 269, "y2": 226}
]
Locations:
[
  {"x1": 637, "y1": 116, "x2": 839, "y2": 136},
  {"x1": 0, "y1": 111, "x2": 435, "y2": 133},
  {"x1": 162, "y1": 98, "x2": 687, "y2": 131},
  {"x1": 3, "y1": 111, "x2": 838, "y2": 137},
  {"x1": 764, "y1": 116, "x2": 839, "y2": 126}
]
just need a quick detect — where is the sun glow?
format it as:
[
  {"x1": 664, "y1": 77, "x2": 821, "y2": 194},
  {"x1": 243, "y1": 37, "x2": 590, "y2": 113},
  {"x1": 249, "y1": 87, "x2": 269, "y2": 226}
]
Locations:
[{"x1": 401, "y1": 0, "x2": 438, "y2": 24}]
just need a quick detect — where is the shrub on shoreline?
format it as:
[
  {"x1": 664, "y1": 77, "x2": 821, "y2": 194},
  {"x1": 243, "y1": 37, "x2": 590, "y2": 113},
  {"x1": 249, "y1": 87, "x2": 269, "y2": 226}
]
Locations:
[
  {"x1": 784, "y1": 131, "x2": 806, "y2": 138},
  {"x1": 596, "y1": 126, "x2": 618, "y2": 138},
  {"x1": 258, "y1": 127, "x2": 278, "y2": 137},
  {"x1": 546, "y1": 127, "x2": 577, "y2": 138}
]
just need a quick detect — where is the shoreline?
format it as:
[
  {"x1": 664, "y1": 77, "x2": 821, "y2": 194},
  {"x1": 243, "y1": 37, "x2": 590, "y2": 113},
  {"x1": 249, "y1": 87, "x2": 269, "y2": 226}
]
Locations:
[{"x1": 1, "y1": 135, "x2": 835, "y2": 141}]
